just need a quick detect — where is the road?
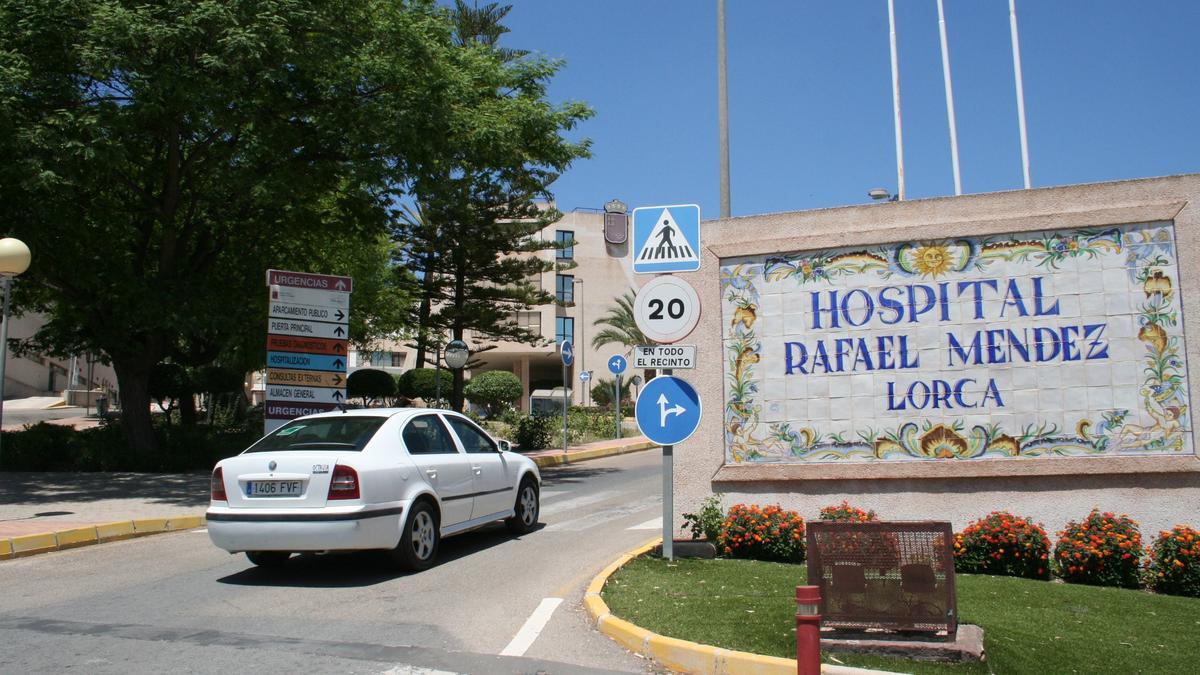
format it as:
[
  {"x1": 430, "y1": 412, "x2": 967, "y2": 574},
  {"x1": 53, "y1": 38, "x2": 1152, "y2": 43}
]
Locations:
[{"x1": 0, "y1": 450, "x2": 668, "y2": 674}]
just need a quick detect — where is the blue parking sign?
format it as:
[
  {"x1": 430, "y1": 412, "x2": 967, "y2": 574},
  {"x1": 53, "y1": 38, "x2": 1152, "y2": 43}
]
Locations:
[{"x1": 635, "y1": 376, "x2": 702, "y2": 446}]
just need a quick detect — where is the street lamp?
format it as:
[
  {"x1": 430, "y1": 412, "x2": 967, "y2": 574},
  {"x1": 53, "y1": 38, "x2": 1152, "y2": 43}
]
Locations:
[
  {"x1": 0, "y1": 237, "x2": 32, "y2": 462},
  {"x1": 573, "y1": 278, "x2": 587, "y2": 405},
  {"x1": 868, "y1": 188, "x2": 897, "y2": 202}
]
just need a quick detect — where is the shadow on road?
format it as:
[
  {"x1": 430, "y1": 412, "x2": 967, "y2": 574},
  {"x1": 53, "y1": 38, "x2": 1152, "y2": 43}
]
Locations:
[
  {"x1": 540, "y1": 465, "x2": 621, "y2": 486},
  {"x1": 0, "y1": 472, "x2": 209, "y2": 507},
  {"x1": 216, "y1": 521, "x2": 546, "y2": 588}
]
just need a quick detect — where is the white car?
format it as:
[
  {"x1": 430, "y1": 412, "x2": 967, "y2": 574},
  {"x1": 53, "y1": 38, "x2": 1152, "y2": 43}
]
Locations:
[{"x1": 206, "y1": 408, "x2": 541, "y2": 571}]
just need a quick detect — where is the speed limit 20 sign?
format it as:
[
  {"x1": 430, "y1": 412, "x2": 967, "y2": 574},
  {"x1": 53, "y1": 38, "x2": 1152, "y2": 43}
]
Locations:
[{"x1": 634, "y1": 275, "x2": 701, "y2": 344}]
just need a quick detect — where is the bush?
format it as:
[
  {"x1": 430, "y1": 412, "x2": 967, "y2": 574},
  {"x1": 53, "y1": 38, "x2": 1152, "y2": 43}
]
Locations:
[
  {"x1": 348, "y1": 368, "x2": 395, "y2": 405},
  {"x1": 1147, "y1": 525, "x2": 1200, "y2": 597},
  {"x1": 1054, "y1": 509, "x2": 1144, "y2": 588},
  {"x1": 463, "y1": 370, "x2": 523, "y2": 418},
  {"x1": 0, "y1": 421, "x2": 258, "y2": 472},
  {"x1": 719, "y1": 503, "x2": 805, "y2": 563},
  {"x1": 513, "y1": 414, "x2": 555, "y2": 451},
  {"x1": 682, "y1": 494, "x2": 724, "y2": 542},
  {"x1": 818, "y1": 501, "x2": 878, "y2": 522},
  {"x1": 954, "y1": 511, "x2": 1051, "y2": 580},
  {"x1": 395, "y1": 368, "x2": 452, "y2": 402}
]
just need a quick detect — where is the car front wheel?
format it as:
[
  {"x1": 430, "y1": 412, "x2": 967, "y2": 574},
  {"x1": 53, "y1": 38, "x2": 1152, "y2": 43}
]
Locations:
[
  {"x1": 390, "y1": 501, "x2": 439, "y2": 571},
  {"x1": 505, "y1": 477, "x2": 539, "y2": 535}
]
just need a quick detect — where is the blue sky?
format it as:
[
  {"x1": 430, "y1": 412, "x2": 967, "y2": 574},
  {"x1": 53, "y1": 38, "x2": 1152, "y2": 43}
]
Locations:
[{"x1": 504, "y1": 1, "x2": 1200, "y2": 218}]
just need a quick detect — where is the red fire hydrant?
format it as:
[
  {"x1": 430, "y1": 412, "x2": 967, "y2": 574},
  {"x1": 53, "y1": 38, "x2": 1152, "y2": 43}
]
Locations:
[{"x1": 795, "y1": 585, "x2": 821, "y2": 675}]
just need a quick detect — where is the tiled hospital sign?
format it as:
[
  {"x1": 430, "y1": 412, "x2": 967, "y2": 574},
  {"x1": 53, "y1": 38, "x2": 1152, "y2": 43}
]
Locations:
[{"x1": 720, "y1": 222, "x2": 1192, "y2": 463}]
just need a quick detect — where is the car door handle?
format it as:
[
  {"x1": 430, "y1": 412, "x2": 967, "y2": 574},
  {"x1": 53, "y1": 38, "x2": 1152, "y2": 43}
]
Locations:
[
  {"x1": 471, "y1": 465, "x2": 481, "y2": 474},
  {"x1": 425, "y1": 469, "x2": 437, "y2": 479}
]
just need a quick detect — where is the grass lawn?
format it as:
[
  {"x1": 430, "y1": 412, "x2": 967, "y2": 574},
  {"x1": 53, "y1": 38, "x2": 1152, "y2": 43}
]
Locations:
[{"x1": 603, "y1": 556, "x2": 1200, "y2": 674}]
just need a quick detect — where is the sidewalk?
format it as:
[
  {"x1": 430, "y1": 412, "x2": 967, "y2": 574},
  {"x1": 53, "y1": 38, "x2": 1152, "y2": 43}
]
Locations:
[{"x1": 0, "y1": 435, "x2": 657, "y2": 560}]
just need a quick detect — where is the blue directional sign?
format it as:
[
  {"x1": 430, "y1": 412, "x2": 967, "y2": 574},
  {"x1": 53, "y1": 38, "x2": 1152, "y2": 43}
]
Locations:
[
  {"x1": 607, "y1": 354, "x2": 628, "y2": 375},
  {"x1": 632, "y1": 204, "x2": 701, "y2": 274},
  {"x1": 560, "y1": 340, "x2": 574, "y2": 366},
  {"x1": 635, "y1": 376, "x2": 702, "y2": 446},
  {"x1": 579, "y1": 370, "x2": 591, "y2": 382},
  {"x1": 266, "y1": 351, "x2": 346, "y2": 373}
]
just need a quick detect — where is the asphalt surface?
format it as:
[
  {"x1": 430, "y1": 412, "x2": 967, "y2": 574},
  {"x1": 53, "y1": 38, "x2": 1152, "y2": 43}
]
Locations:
[{"x1": 0, "y1": 450, "x2": 669, "y2": 674}]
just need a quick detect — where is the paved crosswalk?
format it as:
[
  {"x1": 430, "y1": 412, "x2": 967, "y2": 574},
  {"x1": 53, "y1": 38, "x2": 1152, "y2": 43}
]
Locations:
[{"x1": 538, "y1": 489, "x2": 662, "y2": 532}]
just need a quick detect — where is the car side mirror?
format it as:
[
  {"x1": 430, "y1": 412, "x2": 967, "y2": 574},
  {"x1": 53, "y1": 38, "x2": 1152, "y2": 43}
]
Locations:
[{"x1": 497, "y1": 439, "x2": 512, "y2": 453}]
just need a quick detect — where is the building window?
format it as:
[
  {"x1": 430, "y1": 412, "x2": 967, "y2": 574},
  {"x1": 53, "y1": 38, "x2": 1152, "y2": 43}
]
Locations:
[
  {"x1": 555, "y1": 317, "x2": 574, "y2": 345},
  {"x1": 556, "y1": 230, "x2": 574, "y2": 260},
  {"x1": 515, "y1": 311, "x2": 542, "y2": 334},
  {"x1": 369, "y1": 351, "x2": 388, "y2": 367},
  {"x1": 358, "y1": 352, "x2": 372, "y2": 367},
  {"x1": 391, "y1": 352, "x2": 405, "y2": 368},
  {"x1": 556, "y1": 274, "x2": 574, "y2": 304}
]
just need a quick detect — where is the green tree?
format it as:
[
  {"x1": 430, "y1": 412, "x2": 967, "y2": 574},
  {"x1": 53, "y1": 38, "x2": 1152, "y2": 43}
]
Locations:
[
  {"x1": 395, "y1": 1, "x2": 592, "y2": 412},
  {"x1": 0, "y1": 0, "x2": 465, "y2": 452},
  {"x1": 348, "y1": 368, "x2": 395, "y2": 407},
  {"x1": 464, "y1": 370, "x2": 523, "y2": 417},
  {"x1": 396, "y1": 368, "x2": 452, "y2": 404},
  {"x1": 590, "y1": 291, "x2": 647, "y2": 350}
]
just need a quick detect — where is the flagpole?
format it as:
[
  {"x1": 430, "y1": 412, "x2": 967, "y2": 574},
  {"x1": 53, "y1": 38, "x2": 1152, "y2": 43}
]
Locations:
[
  {"x1": 937, "y1": 0, "x2": 962, "y2": 196},
  {"x1": 717, "y1": 0, "x2": 731, "y2": 217},
  {"x1": 887, "y1": 0, "x2": 905, "y2": 201},
  {"x1": 1009, "y1": 0, "x2": 1032, "y2": 189}
]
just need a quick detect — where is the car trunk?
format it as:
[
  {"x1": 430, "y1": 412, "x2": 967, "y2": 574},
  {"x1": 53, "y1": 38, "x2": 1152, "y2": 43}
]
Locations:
[{"x1": 220, "y1": 452, "x2": 354, "y2": 508}]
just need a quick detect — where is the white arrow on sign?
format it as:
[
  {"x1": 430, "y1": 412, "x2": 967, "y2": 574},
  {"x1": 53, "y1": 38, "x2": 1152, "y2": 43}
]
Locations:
[{"x1": 657, "y1": 393, "x2": 686, "y2": 427}]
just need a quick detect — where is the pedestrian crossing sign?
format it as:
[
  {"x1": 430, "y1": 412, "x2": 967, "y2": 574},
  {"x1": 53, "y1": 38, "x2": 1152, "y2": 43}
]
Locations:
[{"x1": 631, "y1": 204, "x2": 701, "y2": 274}]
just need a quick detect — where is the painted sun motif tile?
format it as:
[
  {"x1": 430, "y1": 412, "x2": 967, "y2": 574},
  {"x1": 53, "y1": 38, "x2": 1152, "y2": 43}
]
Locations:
[{"x1": 719, "y1": 222, "x2": 1191, "y2": 464}]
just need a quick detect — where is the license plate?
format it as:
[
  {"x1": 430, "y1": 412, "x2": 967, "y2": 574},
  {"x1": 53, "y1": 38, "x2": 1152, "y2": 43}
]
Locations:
[{"x1": 246, "y1": 480, "x2": 303, "y2": 497}]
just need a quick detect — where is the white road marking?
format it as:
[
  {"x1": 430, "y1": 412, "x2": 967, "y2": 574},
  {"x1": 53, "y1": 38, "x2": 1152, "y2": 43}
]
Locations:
[
  {"x1": 544, "y1": 495, "x2": 662, "y2": 532},
  {"x1": 628, "y1": 517, "x2": 662, "y2": 530},
  {"x1": 539, "y1": 489, "x2": 565, "y2": 499},
  {"x1": 193, "y1": 529, "x2": 207, "y2": 533},
  {"x1": 537, "y1": 490, "x2": 616, "y2": 517},
  {"x1": 378, "y1": 666, "x2": 461, "y2": 675},
  {"x1": 499, "y1": 597, "x2": 563, "y2": 657}
]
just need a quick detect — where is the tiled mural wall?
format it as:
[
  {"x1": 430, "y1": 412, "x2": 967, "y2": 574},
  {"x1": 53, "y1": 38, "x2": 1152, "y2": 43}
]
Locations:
[{"x1": 720, "y1": 221, "x2": 1191, "y2": 463}]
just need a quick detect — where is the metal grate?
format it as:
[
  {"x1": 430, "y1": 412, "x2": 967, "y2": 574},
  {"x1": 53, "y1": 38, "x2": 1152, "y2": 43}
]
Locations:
[{"x1": 806, "y1": 521, "x2": 957, "y2": 634}]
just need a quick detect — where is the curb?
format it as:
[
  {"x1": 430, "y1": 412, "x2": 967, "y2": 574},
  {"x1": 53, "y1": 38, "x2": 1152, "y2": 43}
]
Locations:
[
  {"x1": 530, "y1": 439, "x2": 656, "y2": 468},
  {"x1": 0, "y1": 516, "x2": 206, "y2": 562},
  {"x1": 584, "y1": 538, "x2": 891, "y2": 675}
]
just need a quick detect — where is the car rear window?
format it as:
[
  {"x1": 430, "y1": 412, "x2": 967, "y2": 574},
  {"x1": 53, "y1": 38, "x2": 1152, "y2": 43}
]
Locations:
[{"x1": 244, "y1": 417, "x2": 387, "y2": 453}]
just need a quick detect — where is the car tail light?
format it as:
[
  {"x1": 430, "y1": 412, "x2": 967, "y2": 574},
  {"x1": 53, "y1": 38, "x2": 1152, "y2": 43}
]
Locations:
[
  {"x1": 328, "y1": 464, "x2": 360, "y2": 500},
  {"x1": 210, "y1": 467, "x2": 227, "y2": 502}
]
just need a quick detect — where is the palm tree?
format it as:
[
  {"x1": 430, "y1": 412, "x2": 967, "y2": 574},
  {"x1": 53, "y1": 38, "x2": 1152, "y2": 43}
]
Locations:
[
  {"x1": 592, "y1": 291, "x2": 656, "y2": 382},
  {"x1": 591, "y1": 290, "x2": 646, "y2": 350}
]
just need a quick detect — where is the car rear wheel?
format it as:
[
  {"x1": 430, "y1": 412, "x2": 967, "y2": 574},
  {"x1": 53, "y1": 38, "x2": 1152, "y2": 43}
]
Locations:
[
  {"x1": 505, "y1": 477, "x2": 539, "y2": 535},
  {"x1": 246, "y1": 551, "x2": 290, "y2": 568},
  {"x1": 390, "y1": 501, "x2": 439, "y2": 571}
]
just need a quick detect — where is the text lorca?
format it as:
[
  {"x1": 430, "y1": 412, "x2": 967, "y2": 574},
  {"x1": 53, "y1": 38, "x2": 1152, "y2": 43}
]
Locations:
[{"x1": 781, "y1": 276, "x2": 1110, "y2": 410}]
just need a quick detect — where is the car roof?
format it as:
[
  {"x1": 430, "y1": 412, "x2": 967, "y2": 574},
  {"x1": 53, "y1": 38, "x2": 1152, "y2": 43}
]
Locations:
[{"x1": 290, "y1": 408, "x2": 462, "y2": 423}]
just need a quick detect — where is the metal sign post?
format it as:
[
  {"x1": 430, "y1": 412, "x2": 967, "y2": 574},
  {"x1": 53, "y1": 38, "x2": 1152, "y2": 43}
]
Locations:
[
  {"x1": 560, "y1": 340, "x2": 574, "y2": 453},
  {"x1": 615, "y1": 374, "x2": 621, "y2": 439},
  {"x1": 634, "y1": 372, "x2": 702, "y2": 563},
  {"x1": 662, "y1": 368, "x2": 674, "y2": 561},
  {"x1": 607, "y1": 354, "x2": 628, "y2": 441}
]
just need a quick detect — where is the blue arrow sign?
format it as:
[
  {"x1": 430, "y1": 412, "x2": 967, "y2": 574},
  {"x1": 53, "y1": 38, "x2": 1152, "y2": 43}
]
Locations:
[
  {"x1": 635, "y1": 376, "x2": 702, "y2": 446},
  {"x1": 560, "y1": 340, "x2": 574, "y2": 366},
  {"x1": 607, "y1": 355, "x2": 628, "y2": 375},
  {"x1": 579, "y1": 370, "x2": 591, "y2": 382}
]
